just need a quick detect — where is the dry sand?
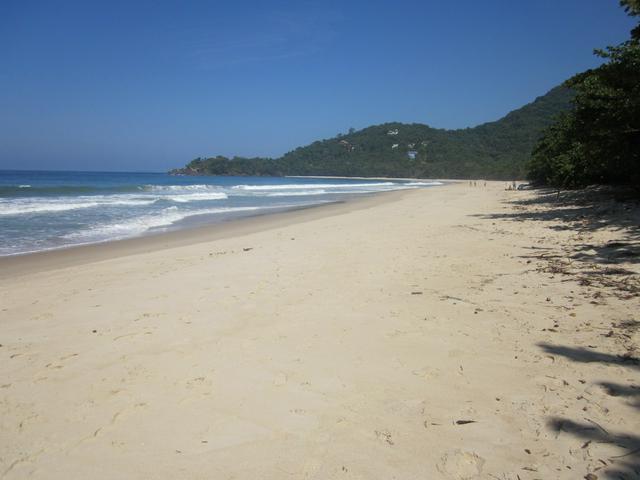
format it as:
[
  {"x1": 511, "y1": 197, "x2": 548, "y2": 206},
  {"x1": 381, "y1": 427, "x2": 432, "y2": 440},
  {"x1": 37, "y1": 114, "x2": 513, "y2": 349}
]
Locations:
[{"x1": 1, "y1": 182, "x2": 638, "y2": 479}]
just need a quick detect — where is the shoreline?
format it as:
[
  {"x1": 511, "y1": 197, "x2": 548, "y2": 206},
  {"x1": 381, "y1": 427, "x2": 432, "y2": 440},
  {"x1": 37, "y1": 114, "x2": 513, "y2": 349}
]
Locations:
[
  {"x1": 0, "y1": 189, "x2": 410, "y2": 278},
  {"x1": 1, "y1": 181, "x2": 637, "y2": 479},
  {"x1": 285, "y1": 175, "x2": 458, "y2": 182}
]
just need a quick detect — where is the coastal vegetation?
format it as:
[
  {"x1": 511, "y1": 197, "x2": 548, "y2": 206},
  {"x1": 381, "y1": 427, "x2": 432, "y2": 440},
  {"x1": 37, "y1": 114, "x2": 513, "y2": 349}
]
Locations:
[
  {"x1": 173, "y1": 3, "x2": 639, "y2": 188},
  {"x1": 527, "y1": 0, "x2": 640, "y2": 189},
  {"x1": 171, "y1": 86, "x2": 573, "y2": 180}
]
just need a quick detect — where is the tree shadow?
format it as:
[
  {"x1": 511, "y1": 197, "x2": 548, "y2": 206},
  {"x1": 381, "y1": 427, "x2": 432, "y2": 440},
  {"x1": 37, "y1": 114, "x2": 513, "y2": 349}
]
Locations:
[
  {"x1": 539, "y1": 341, "x2": 640, "y2": 478},
  {"x1": 473, "y1": 186, "x2": 640, "y2": 263},
  {"x1": 598, "y1": 381, "x2": 640, "y2": 409},
  {"x1": 572, "y1": 241, "x2": 640, "y2": 266},
  {"x1": 547, "y1": 417, "x2": 640, "y2": 479},
  {"x1": 537, "y1": 342, "x2": 640, "y2": 370}
]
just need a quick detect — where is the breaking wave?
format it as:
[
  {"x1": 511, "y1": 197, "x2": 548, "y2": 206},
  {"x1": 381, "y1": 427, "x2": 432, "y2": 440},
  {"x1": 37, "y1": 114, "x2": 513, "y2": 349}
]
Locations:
[
  {"x1": 0, "y1": 196, "x2": 157, "y2": 216},
  {"x1": 232, "y1": 182, "x2": 396, "y2": 191},
  {"x1": 165, "y1": 192, "x2": 228, "y2": 202},
  {"x1": 62, "y1": 206, "x2": 271, "y2": 242}
]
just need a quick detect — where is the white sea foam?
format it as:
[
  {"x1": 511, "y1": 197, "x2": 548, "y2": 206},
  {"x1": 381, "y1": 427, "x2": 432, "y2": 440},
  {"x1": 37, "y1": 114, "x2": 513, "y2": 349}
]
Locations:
[
  {"x1": 62, "y1": 206, "x2": 269, "y2": 241},
  {"x1": 0, "y1": 196, "x2": 157, "y2": 216},
  {"x1": 108, "y1": 199, "x2": 158, "y2": 206},
  {"x1": 257, "y1": 182, "x2": 441, "y2": 197},
  {"x1": 0, "y1": 201, "x2": 102, "y2": 215},
  {"x1": 144, "y1": 184, "x2": 222, "y2": 192},
  {"x1": 404, "y1": 181, "x2": 444, "y2": 186},
  {"x1": 0, "y1": 175, "x2": 444, "y2": 256},
  {"x1": 232, "y1": 182, "x2": 396, "y2": 191},
  {"x1": 262, "y1": 190, "x2": 328, "y2": 197},
  {"x1": 165, "y1": 192, "x2": 228, "y2": 202}
]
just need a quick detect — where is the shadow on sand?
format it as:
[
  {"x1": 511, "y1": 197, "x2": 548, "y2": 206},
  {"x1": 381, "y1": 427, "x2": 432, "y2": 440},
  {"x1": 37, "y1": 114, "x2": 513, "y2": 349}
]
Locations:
[
  {"x1": 547, "y1": 417, "x2": 640, "y2": 479},
  {"x1": 538, "y1": 342, "x2": 639, "y2": 370},
  {"x1": 474, "y1": 187, "x2": 640, "y2": 265},
  {"x1": 539, "y1": 342, "x2": 640, "y2": 479}
]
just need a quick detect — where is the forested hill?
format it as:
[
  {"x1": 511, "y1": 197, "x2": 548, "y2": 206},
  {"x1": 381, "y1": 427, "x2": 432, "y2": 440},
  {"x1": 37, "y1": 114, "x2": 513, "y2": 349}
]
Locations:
[{"x1": 171, "y1": 86, "x2": 573, "y2": 180}]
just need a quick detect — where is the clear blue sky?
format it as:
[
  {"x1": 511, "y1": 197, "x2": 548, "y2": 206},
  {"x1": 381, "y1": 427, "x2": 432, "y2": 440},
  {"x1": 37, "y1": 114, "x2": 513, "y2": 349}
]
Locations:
[{"x1": 0, "y1": 0, "x2": 635, "y2": 172}]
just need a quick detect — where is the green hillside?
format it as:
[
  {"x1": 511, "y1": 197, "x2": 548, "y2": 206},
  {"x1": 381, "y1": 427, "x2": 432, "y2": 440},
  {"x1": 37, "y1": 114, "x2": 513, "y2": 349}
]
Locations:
[{"x1": 171, "y1": 86, "x2": 573, "y2": 179}]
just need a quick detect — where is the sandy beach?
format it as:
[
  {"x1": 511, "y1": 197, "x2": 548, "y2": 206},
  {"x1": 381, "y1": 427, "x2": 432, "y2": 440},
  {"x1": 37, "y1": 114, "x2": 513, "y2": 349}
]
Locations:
[{"x1": 1, "y1": 182, "x2": 638, "y2": 479}]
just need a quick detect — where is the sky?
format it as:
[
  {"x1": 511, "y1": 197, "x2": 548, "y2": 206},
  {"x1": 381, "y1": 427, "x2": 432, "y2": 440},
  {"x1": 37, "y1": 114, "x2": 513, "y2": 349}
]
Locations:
[{"x1": 0, "y1": 0, "x2": 635, "y2": 172}]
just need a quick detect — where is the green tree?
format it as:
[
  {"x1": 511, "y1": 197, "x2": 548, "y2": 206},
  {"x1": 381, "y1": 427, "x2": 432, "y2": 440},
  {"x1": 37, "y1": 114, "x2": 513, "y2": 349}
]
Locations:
[
  {"x1": 621, "y1": 0, "x2": 640, "y2": 38},
  {"x1": 528, "y1": 1, "x2": 640, "y2": 188}
]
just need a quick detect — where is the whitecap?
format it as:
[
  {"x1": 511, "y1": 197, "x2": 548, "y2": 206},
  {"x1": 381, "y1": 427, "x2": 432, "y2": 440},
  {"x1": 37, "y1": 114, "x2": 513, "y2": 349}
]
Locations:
[
  {"x1": 0, "y1": 201, "x2": 102, "y2": 215},
  {"x1": 0, "y1": 195, "x2": 157, "y2": 216},
  {"x1": 143, "y1": 184, "x2": 222, "y2": 192},
  {"x1": 165, "y1": 192, "x2": 228, "y2": 202},
  {"x1": 404, "y1": 181, "x2": 444, "y2": 186},
  {"x1": 62, "y1": 206, "x2": 270, "y2": 241},
  {"x1": 262, "y1": 190, "x2": 328, "y2": 197},
  {"x1": 232, "y1": 182, "x2": 396, "y2": 191}
]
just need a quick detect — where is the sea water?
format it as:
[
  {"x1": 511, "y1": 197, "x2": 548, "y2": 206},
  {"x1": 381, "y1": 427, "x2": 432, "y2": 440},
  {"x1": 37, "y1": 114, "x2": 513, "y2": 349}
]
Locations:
[{"x1": 0, "y1": 170, "x2": 442, "y2": 256}]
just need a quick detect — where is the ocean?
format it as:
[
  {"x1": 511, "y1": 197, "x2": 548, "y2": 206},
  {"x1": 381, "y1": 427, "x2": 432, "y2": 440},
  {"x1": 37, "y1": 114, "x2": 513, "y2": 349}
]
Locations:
[{"x1": 0, "y1": 170, "x2": 442, "y2": 256}]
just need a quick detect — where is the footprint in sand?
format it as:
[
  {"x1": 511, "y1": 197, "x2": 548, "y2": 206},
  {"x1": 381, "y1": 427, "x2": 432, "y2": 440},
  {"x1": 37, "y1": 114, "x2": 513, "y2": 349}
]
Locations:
[
  {"x1": 437, "y1": 449, "x2": 485, "y2": 480},
  {"x1": 374, "y1": 429, "x2": 394, "y2": 445},
  {"x1": 411, "y1": 366, "x2": 440, "y2": 380},
  {"x1": 274, "y1": 373, "x2": 287, "y2": 386}
]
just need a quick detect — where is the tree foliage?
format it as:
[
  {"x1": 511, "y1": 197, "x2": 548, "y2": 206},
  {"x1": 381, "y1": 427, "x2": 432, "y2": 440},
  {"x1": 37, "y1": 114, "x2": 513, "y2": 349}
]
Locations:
[{"x1": 527, "y1": 2, "x2": 640, "y2": 188}]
